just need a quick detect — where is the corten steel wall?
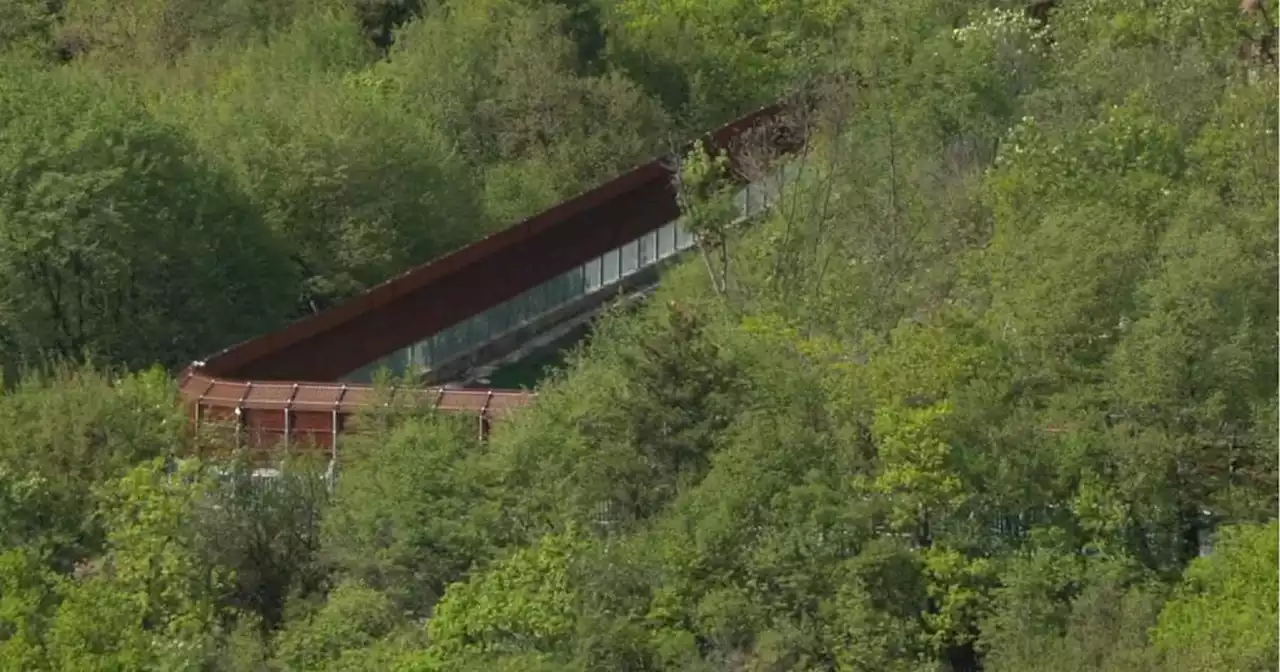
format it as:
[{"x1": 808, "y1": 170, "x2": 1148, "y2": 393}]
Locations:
[
  {"x1": 195, "y1": 102, "x2": 802, "y2": 383},
  {"x1": 180, "y1": 101, "x2": 804, "y2": 449},
  {"x1": 180, "y1": 369, "x2": 534, "y2": 450}
]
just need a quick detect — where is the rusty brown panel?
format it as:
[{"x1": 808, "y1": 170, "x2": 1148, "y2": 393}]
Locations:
[
  {"x1": 241, "y1": 382, "x2": 298, "y2": 411},
  {"x1": 181, "y1": 370, "x2": 216, "y2": 400},
  {"x1": 291, "y1": 383, "x2": 349, "y2": 412},
  {"x1": 200, "y1": 405, "x2": 237, "y2": 423},
  {"x1": 485, "y1": 393, "x2": 533, "y2": 415},
  {"x1": 490, "y1": 391, "x2": 534, "y2": 407},
  {"x1": 243, "y1": 426, "x2": 282, "y2": 450},
  {"x1": 292, "y1": 409, "x2": 340, "y2": 442},
  {"x1": 179, "y1": 374, "x2": 537, "y2": 421},
  {"x1": 244, "y1": 408, "x2": 286, "y2": 431},
  {"x1": 391, "y1": 387, "x2": 443, "y2": 410},
  {"x1": 436, "y1": 389, "x2": 490, "y2": 412},
  {"x1": 189, "y1": 390, "x2": 529, "y2": 449},
  {"x1": 198, "y1": 380, "x2": 251, "y2": 406},
  {"x1": 292, "y1": 411, "x2": 334, "y2": 431},
  {"x1": 336, "y1": 386, "x2": 379, "y2": 410},
  {"x1": 197, "y1": 102, "x2": 798, "y2": 382}
]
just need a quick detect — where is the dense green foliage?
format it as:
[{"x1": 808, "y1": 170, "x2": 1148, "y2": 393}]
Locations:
[{"x1": 0, "y1": 0, "x2": 1276, "y2": 670}]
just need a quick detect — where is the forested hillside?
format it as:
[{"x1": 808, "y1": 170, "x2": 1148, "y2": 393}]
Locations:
[{"x1": 0, "y1": 0, "x2": 1277, "y2": 670}]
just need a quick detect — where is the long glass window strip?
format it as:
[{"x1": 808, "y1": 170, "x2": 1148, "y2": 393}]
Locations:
[{"x1": 341, "y1": 168, "x2": 788, "y2": 382}]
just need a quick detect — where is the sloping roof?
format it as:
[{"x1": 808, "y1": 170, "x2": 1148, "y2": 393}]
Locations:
[{"x1": 193, "y1": 102, "x2": 799, "y2": 381}]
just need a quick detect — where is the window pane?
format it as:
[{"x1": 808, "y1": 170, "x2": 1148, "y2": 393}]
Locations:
[
  {"x1": 549, "y1": 268, "x2": 579, "y2": 306},
  {"x1": 638, "y1": 231, "x2": 654, "y2": 266},
  {"x1": 675, "y1": 220, "x2": 694, "y2": 249},
  {"x1": 470, "y1": 312, "x2": 489, "y2": 346},
  {"x1": 409, "y1": 342, "x2": 426, "y2": 372},
  {"x1": 444, "y1": 323, "x2": 463, "y2": 359},
  {"x1": 543, "y1": 279, "x2": 559, "y2": 313},
  {"x1": 584, "y1": 257, "x2": 602, "y2": 291},
  {"x1": 526, "y1": 282, "x2": 547, "y2": 318},
  {"x1": 547, "y1": 276, "x2": 564, "y2": 312},
  {"x1": 512, "y1": 290, "x2": 531, "y2": 326},
  {"x1": 567, "y1": 265, "x2": 587, "y2": 297},
  {"x1": 602, "y1": 249, "x2": 620, "y2": 284},
  {"x1": 458, "y1": 316, "x2": 475, "y2": 353},
  {"x1": 426, "y1": 333, "x2": 442, "y2": 365},
  {"x1": 440, "y1": 327, "x2": 457, "y2": 361},
  {"x1": 620, "y1": 239, "x2": 638, "y2": 276},
  {"x1": 658, "y1": 223, "x2": 675, "y2": 258},
  {"x1": 490, "y1": 300, "x2": 511, "y2": 335}
]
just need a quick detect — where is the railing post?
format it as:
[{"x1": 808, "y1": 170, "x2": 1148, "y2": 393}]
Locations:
[
  {"x1": 332, "y1": 384, "x2": 348, "y2": 461},
  {"x1": 479, "y1": 390, "x2": 494, "y2": 442},
  {"x1": 283, "y1": 383, "x2": 300, "y2": 454},
  {"x1": 235, "y1": 382, "x2": 253, "y2": 452}
]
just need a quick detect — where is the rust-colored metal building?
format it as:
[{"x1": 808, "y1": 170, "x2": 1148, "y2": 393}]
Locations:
[{"x1": 180, "y1": 101, "x2": 805, "y2": 452}]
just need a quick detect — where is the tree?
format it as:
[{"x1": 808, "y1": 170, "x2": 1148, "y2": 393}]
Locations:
[
  {"x1": 55, "y1": 0, "x2": 320, "y2": 66},
  {"x1": 0, "y1": 548, "x2": 61, "y2": 672},
  {"x1": 138, "y1": 13, "x2": 483, "y2": 311},
  {"x1": 0, "y1": 0, "x2": 1274, "y2": 668},
  {"x1": 673, "y1": 140, "x2": 740, "y2": 301},
  {"x1": 196, "y1": 458, "x2": 331, "y2": 631},
  {"x1": 0, "y1": 0, "x2": 60, "y2": 60},
  {"x1": 605, "y1": 0, "x2": 852, "y2": 126},
  {"x1": 271, "y1": 579, "x2": 412, "y2": 671},
  {"x1": 380, "y1": 0, "x2": 672, "y2": 225},
  {"x1": 417, "y1": 530, "x2": 592, "y2": 669},
  {"x1": 484, "y1": 297, "x2": 746, "y2": 537},
  {"x1": 0, "y1": 365, "x2": 184, "y2": 567},
  {"x1": 0, "y1": 63, "x2": 296, "y2": 372},
  {"x1": 321, "y1": 415, "x2": 494, "y2": 615},
  {"x1": 1151, "y1": 521, "x2": 1279, "y2": 671},
  {"x1": 979, "y1": 550, "x2": 1165, "y2": 672},
  {"x1": 43, "y1": 459, "x2": 230, "y2": 671}
]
